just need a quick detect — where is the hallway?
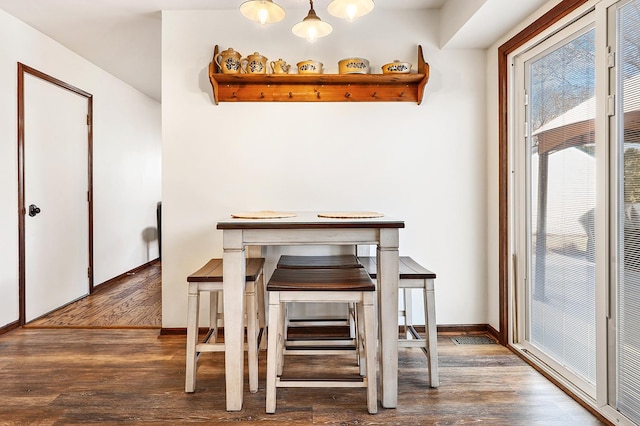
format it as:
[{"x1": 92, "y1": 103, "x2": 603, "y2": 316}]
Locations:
[{"x1": 24, "y1": 261, "x2": 161, "y2": 328}]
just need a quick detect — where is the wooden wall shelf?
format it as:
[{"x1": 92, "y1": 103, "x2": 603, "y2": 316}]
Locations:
[{"x1": 208, "y1": 45, "x2": 429, "y2": 105}]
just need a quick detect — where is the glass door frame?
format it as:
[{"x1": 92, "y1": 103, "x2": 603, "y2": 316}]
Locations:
[
  {"x1": 602, "y1": 0, "x2": 640, "y2": 421},
  {"x1": 502, "y1": 0, "x2": 640, "y2": 423},
  {"x1": 512, "y1": 11, "x2": 598, "y2": 400}
]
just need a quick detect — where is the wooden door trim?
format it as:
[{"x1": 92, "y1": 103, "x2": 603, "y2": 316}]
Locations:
[
  {"x1": 17, "y1": 63, "x2": 94, "y2": 326},
  {"x1": 497, "y1": 0, "x2": 589, "y2": 344}
]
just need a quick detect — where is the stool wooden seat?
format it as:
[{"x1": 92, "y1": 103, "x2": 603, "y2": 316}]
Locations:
[
  {"x1": 185, "y1": 257, "x2": 265, "y2": 394},
  {"x1": 277, "y1": 254, "x2": 362, "y2": 269},
  {"x1": 277, "y1": 254, "x2": 362, "y2": 343},
  {"x1": 266, "y1": 267, "x2": 378, "y2": 414},
  {"x1": 358, "y1": 256, "x2": 439, "y2": 388}
]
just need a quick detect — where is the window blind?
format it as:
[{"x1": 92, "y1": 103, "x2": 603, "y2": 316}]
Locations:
[
  {"x1": 527, "y1": 27, "x2": 597, "y2": 385},
  {"x1": 616, "y1": 0, "x2": 640, "y2": 422}
]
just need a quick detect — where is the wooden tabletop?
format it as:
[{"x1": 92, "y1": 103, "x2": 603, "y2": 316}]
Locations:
[{"x1": 217, "y1": 211, "x2": 404, "y2": 230}]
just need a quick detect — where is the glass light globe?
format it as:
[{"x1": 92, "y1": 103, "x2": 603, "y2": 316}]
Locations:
[
  {"x1": 240, "y1": 0, "x2": 286, "y2": 25},
  {"x1": 328, "y1": 0, "x2": 374, "y2": 22}
]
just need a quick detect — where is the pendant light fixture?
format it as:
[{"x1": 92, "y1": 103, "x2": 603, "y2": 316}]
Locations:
[
  {"x1": 240, "y1": 0, "x2": 286, "y2": 25},
  {"x1": 327, "y1": 0, "x2": 374, "y2": 22},
  {"x1": 292, "y1": 0, "x2": 333, "y2": 43}
]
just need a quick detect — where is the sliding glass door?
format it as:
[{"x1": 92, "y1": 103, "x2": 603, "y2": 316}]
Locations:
[
  {"x1": 612, "y1": 0, "x2": 640, "y2": 422},
  {"x1": 515, "y1": 14, "x2": 597, "y2": 396},
  {"x1": 512, "y1": 1, "x2": 640, "y2": 422}
]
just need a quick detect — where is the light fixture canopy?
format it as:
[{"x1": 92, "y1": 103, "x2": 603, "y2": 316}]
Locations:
[
  {"x1": 240, "y1": 0, "x2": 286, "y2": 25},
  {"x1": 327, "y1": 0, "x2": 374, "y2": 22},
  {"x1": 292, "y1": 0, "x2": 333, "y2": 43}
]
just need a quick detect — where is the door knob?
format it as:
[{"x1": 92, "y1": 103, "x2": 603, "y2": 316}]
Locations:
[{"x1": 28, "y1": 204, "x2": 41, "y2": 217}]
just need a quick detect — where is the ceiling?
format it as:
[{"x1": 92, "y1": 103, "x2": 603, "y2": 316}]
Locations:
[{"x1": 0, "y1": 0, "x2": 549, "y2": 102}]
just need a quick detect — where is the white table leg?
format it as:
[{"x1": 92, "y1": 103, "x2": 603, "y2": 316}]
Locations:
[
  {"x1": 223, "y1": 229, "x2": 246, "y2": 411},
  {"x1": 377, "y1": 228, "x2": 399, "y2": 408}
]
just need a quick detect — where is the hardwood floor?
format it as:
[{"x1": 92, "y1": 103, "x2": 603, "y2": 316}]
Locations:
[
  {"x1": 0, "y1": 262, "x2": 606, "y2": 424},
  {"x1": 24, "y1": 261, "x2": 161, "y2": 328},
  {"x1": 0, "y1": 329, "x2": 605, "y2": 424}
]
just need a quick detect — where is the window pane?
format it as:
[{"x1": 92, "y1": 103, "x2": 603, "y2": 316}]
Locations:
[
  {"x1": 617, "y1": 0, "x2": 640, "y2": 422},
  {"x1": 527, "y1": 28, "x2": 596, "y2": 385}
]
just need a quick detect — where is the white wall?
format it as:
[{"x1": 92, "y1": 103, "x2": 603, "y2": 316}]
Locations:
[
  {"x1": 162, "y1": 9, "x2": 489, "y2": 328},
  {"x1": 440, "y1": 0, "x2": 487, "y2": 48},
  {"x1": 484, "y1": 0, "x2": 563, "y2": 330},
  {"x1": 0, "y1": 9, "x2": 161, "y2": 328}
]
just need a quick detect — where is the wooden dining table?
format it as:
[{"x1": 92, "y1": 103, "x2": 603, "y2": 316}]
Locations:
[{"x1": 216, "y1": 211, "x2": 404, "y2": 411}]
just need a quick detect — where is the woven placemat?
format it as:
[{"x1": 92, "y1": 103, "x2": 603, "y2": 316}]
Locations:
[
  {"x1": 231, "y1": 211, "x2": 296, "y2": 219},
  {"x1": 317, "y1": 211, "x2": 384, "y2": 219}
]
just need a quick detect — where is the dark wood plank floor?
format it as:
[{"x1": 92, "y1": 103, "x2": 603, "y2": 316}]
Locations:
[
  {"x1": 0, "y1": 329, "x2": 605, "y2": 424},
  {"x1": 1, "y1": 262, "x2": 606, "y2": 424},
  {"x1": 24, "y1": 261, "x2": 161, "y2": 328}
]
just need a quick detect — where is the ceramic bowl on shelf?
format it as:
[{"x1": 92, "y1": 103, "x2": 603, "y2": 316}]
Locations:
[
  {"x1": 381, "y1": 60, "x2": 412, "y2": 74},
  {"x1": 297, "y1": 60, "x2": 323, "y2": 74},
  {"x1": 338, "y1": 58, "x2": 370, "y2": 74}
]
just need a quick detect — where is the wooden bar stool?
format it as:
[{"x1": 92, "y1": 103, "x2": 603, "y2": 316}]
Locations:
[
  {"x1": 185, "y1": 257, "x2": 265, "y2": 394},
  {"x1": 277, "y1": 254, "x2": 362, "y2": 344},
  {"x1": 358, "y1": 256, "x2": 439, "y2": 388},
  {"x1": 266, "y1": 267, "x2": 378, "y2": 414}
]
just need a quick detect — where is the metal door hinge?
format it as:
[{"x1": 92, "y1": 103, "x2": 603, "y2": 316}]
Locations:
[
  {"x1": 607, "y1": 46, "x2": 615, "y2": 68},
  {"x1": 86, "y1": 114, "x2": 90, "y2": 125},
  {"x1": 608, "y1": 95, "x2": 615, "y2": 116}
]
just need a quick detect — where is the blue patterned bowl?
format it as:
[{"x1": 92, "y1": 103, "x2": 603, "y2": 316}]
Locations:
[
  {"x1": 381, "y1": 60, "x2": 412, "y2": 74},
  {"x1": 338, "y1": 58, "x2": 370, "y2": 74}
]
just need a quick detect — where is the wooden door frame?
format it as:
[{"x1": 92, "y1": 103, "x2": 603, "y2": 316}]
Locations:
[
  {"x1": 17, "y1": 63, "x2": 94, "y2": 325},
  {"x1": 497, "y1": 0, "x2": 589, "y2": 344}
]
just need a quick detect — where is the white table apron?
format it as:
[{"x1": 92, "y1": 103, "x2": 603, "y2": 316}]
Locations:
[{"x1": 218, "y1": 213, "x2": 402, "y2": 411}]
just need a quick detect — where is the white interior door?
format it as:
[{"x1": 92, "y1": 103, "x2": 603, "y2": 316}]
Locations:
[{"x1": 24, "y1": 73, "x2": 89, "y2": 322}]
